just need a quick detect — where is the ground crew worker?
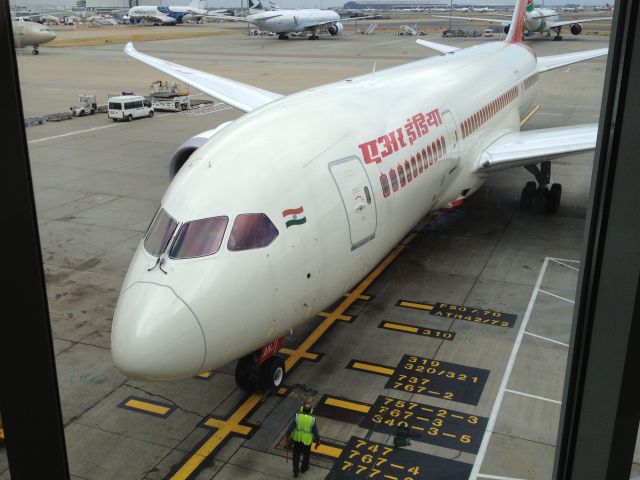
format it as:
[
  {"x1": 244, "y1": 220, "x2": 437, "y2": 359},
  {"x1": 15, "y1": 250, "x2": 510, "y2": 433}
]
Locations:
[{"x1": 286, "y1": 402, "x2": 320, "y2": 477}]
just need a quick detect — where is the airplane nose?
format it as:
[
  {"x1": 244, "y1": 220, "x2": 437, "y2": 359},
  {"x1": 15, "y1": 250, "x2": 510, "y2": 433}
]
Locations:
[{"x1": 111, "y1": 282, "x2": 206, "y2": 381}]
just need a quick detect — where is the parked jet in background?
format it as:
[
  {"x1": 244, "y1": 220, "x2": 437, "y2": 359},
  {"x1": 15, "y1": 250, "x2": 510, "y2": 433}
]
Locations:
[
  {"x1": 12, "y1": 19, "x2": 56, "y2": 54},
  {"x1": 127, "y1": 0, "x2": 224, "y2": 25},
  {"x1": 111, "y1": 0, "x2": 607, "y2": 390},
  {"x1": 211, "y1": 0, "x2": 370, "y2": 39},
  {"x1": 437, "y1": 0, "x2": 612, "y2": 40}
]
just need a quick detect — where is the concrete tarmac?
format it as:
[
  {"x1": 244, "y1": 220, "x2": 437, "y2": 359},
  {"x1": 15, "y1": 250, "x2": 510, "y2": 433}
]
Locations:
[{"x1": 2, "y1": 26, "x2": 638, "y2": 480}]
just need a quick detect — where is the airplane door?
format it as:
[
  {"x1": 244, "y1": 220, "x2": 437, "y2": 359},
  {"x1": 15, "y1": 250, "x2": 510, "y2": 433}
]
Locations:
[
  {"x1": 441, "y1": 110, "x2": 460, "y2": 175},
  {"x1": 329, "y1": 156, "x2": 377, "y2": 251}
]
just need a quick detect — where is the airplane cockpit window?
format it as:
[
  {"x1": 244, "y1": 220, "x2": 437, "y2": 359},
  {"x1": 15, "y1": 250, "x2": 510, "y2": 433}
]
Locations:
[
  {"x1": 228, "y1": 213, "x2": 279, "y2": 251},
  {"x1": 143, "y1": 208, "x2": 178, "y2": 257},
  {"x1": 169, "y1": 216, "x2": 229, "y2": 259}
]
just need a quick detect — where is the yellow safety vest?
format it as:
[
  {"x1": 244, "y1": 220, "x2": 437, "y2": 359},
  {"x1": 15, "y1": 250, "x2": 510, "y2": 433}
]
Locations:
[{"x1": 291, "y1": 412, "x2": 315, "y2": 445}]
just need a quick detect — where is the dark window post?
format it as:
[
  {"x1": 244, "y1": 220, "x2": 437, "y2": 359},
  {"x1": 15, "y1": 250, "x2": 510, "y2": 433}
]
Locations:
[{"x1": 0, "y1": 2, "x2": 70, "y2": 479}]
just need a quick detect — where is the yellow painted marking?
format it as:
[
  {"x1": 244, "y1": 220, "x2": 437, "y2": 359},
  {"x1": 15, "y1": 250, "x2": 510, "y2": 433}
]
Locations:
[
  {"x1": 398, "y1": 301, "x2": 434, "y2": 311},
  {"x1": 279, "y1": 348, "x2": 319, "y2": 361},
  {"x1": 318, "y1": 312, "x2": 352, "y2": 321},
  {"x1": 427, "y1": 390, "x2": 441, "y2": 396},
  {"x1": 382, "y1": 322, "x2": 419, "y2": 333},
  {"x1": 284, "y1": 235, "x2": 414, "y2": 372},
  {"x1": 390, "y1": 463, "x2": 404, "y2": 469},
  {"x1": 204, "y1": 418, "x2": 252, "y2": 436},
  {"x1": 520, "y1": 104, "x2": 540, "y2": 126},
  {"x1": 443, "y1": 433, "x2": 456, "y2": 438},
  {"x1": 125, "y1": 399, "x2": 171, "y2": 416},
  {"x1": 277, "y1": 387, "x2": 287, "y2": 395},
  {"x1": 312, "y1": 443, "x2": 342, "y2": 458},
  {"x1": 325, "y1": 397, "x2": 371, "y2": 414},
  {"x1": 347, "y1": 292, "x2": 371, "y2": 301},
  {"x1": 421, "y1": 407, "x2": 434, "y2": 412},
  {"x1": 351, "y1": 361, "x2": 395, "y2": 376},
  {"x1": 411, "y1": 426, "x2": 424, "y2": 431},
  {"x1": 416, "y1": 416, "x2": 430, "y2": 422},
  {"x1": 197, "y1": 371, "x2": 213, "y2": 379},
  {"x1": 170, "y1": 393, "x2": 261, "y2": 480},
  {"x1": 451, "y1": 414, "x2": 464, "y2": 419},
  {"x1": 384, "y1": 475, "x2": 398, "y2": 480}
]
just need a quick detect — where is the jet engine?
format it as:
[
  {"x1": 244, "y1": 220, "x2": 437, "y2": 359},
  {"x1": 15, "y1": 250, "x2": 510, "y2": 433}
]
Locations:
[
  {"x1": 503, "y1": 25, "x2": 510, "y2": 34},
  {"x1": 328, "y1": 22, "x2": 344, "y2": 36},
  {"x1": 169, "y1": 122, "x2": 231, "y2": 178},
  {"x1": 570, "y1": 23, "x2": 583, "y2": 35}
]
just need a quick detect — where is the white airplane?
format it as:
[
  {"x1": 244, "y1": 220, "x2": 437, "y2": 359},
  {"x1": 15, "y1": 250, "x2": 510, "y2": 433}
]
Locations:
[
  {"x1": 127, "y1": 0, "x2": 225, "y2": 25},
  {"x1": 211, "y1": 0, "x2": 371, "y2": 40},
  {"x1": 12, "y1": 19, "x2": 56, "y2": 54},
  {"x1": 437, "y1": 0, "x2": 612, "y2": 40},
  {"x1": 594, "y1": 3, "x2": 614, "y2": 13},
  {"x1": 111, "y1": 0, "x2": 607, "y2": 391}
]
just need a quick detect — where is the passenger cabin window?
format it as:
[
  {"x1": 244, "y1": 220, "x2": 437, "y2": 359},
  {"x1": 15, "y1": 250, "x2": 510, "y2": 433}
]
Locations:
[
  {"x1": 228, "y1": 213, "x2": 279, "y2": 251},
  {"x1": 169, "y1": 216, "x2": 228, "y2": 259},
  {"x1": 144, "y1": 208, "x2": 178, "y2": 257}
]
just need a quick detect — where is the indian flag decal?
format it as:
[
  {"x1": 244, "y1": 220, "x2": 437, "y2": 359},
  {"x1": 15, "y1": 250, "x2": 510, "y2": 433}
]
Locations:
[{"x1": 283, "y1": 207, "x2": 306, "y2": 228}]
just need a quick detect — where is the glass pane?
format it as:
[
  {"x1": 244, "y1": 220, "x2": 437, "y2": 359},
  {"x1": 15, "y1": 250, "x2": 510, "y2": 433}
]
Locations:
[
  {"x1": 143, "y1": 208, "x2": 178, "y2": 257},
  {"x1": 169, "y1": 216, "x2": 228, "y2": 259},
  {"x1": 228, "y1": 214, "x2": 278, "y2": 251}
]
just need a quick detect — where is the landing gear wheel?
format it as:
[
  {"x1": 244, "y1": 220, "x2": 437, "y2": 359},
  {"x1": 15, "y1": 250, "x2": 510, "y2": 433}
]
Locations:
[
  {"x1": 278, "y1": 34, "x2": 289, "y2": 40},
  {"x1": 545, "y1": 183, "x2": 562, "y2": 214},
  {"x1": 259, "y1": 356, "x2": 285, "y2": 391},
  {"x1": 520, "y1": 181, "x2": 536, "y2": 211},
  {"x1": 553, "y1": 35, "x2": 563, "y2": 41},
  {"x1": 235, "y1": 355, "x2": 257, "y2": 390},
  {"x1": 32, "y1": 48, "x2": 39, "y2": 55},
  {"x1": 308, "y1": 35, "x2": 319, "y2": 40}
]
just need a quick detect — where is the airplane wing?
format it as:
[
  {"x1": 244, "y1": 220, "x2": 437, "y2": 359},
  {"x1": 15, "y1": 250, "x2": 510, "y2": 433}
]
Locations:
[
  {"x1": 416, "y1": 38, "x2": 460, "y2": 54},
  {"x1": 547, "y1": 16, "x2": 613, "y2": 28},
  {"x1": 476, "y1": 124, "x2": 597, "y2": 172},
  {"x1": 537, "y1": 47, "x2": 608, "y2": 72},
  {"x1": 124, "y1": 43, "x2": 283, "y2": 113},
  {"x1": 432, "y1": 15, "x2": 511, "y2": 26}
]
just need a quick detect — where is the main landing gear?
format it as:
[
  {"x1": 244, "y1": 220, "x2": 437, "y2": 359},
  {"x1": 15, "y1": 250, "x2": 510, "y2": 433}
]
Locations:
[
  {"x1": 278, "y1": 33, "x2": 289, "y2": 40},
  {"x1": 552, "y1": 27, "x2": 563, "y2": 41},
  {"x1": 32, "y1": 46, "x2": 39, "y2": 55},
  {"x1": 519, "y1": 161, "x2": 562, "y2": 214},
  {"x1": 235, "y1": 338, "x2": 286, "y2": 392}
]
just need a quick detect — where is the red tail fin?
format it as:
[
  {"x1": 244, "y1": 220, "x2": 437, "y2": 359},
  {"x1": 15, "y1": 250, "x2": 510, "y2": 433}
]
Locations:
[{"x1": 505, "y1": 0, "x2": 528, "y2": 43}]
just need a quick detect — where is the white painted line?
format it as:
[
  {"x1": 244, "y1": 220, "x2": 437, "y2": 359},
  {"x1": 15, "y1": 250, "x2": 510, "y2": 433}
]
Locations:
[
  {"x1": 470, "y1": 257, "x2": 550, "y2": 480},
  {"x1": 539, "y1": 289, "x2": 575, "y2": 304},
  {"x1": 550, "y1": 258, "x2": 580, "y2": 271},
  {"x1": 505, "y1": 388, "x2": 562, "y2": 405},
  {"x1": 550, "y1": 257, "x2": 580, "y2": 263},
  {"x1": 524, "y1": 331, "x2": 569, "y2": 348},
  {"x1": 478, "y1": 474, "x2": 528, "y2": 480}
]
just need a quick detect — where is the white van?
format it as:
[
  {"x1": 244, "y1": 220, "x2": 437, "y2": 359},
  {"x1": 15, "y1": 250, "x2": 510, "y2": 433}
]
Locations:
[
  {"x1": 108, "y1": 95, "x2": 154, "y2": 122},
  {"x1": 483, "y1": 29, "x2": 494, "y2": 37}
]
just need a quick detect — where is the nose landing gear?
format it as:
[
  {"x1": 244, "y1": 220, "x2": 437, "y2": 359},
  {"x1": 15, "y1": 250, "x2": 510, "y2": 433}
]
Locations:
[
  {"x1": 235, "y1": 338, "x2": 287, "y2": 392},
  {"x1": 519, "y1": 161, "x2": 562, "y2": 214}
]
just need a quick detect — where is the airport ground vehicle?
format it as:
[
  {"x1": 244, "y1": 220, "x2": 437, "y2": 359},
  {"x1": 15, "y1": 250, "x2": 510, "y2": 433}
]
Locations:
[
  {"x1": 107, "y1": 95, "x2": 154, "y2": 122},
  {"x1": 70, "y1": 94, "x2": 97, "y2": 117},
  {"x1": 484, "y1": 28, "x2": 494, "y2": 37}
]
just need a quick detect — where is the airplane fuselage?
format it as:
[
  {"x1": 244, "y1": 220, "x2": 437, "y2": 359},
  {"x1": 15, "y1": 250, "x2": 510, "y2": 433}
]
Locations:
[
  {"x1": 112, "y1": 41, "x2": 539, "y2": 381},
  {"x1": 128, "y1": 5, "x2": 207, "y2": 24},
  {"x1": 525, "y1": 8, "x2": 559, "y2": 33},
  {"x1": 12, "y1": 20, "x2": 56, "y2": 50},
  {"x1": 248, "y1": 9, "x2": 340, "y2": 33}
]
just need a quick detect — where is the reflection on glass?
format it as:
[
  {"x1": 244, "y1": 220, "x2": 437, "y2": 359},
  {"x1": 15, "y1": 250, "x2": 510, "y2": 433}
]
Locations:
[
  {"x1": 169, "y1": 216, "x2": 228, "y2": 259},
  {"x1": 143, "y1": 208, "x2": 177, "y2": 257},
  {"x1": 227, "y1": 213, "x2": 278, "y2": 251}
]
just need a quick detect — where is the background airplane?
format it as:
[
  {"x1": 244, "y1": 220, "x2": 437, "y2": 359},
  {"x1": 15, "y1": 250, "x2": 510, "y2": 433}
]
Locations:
[
  {"x1": 211, "y1": 0, "x2": 372, "y2": 40},
  {"x1": 111, "y1": 0, "x2": 607, "y2": 390},
  {"x1": 437, "y1": 0, "x2": 612, "y2": 40},
  {"x1": 127, "y1": 0, "x2": 225, "y2": 25},
  {"x1": 12, "y1": 19, "x2": 56, "y2": 54}
]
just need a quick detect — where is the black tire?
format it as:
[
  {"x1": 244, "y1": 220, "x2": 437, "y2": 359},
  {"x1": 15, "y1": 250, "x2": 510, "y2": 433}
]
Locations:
[
  {"x1": 90, "y1": 109, "x2": 95, "y2": 115},
  {"x1": 148, "y1": 110, "x2": 154, "y2": 118},
  {"x1": 235, "y1": 355, "x2": 256, "y2": 391},
  {"x1": 79, "y1": 110, "x2": 85, "y2": 117},
  {"x1": 259, "y1": 356, "x2": 285, "y2": 391},
  {"x1": 127, "y1": 114, "x2": 133, "y2": 122},
  {"x1": 545, "y1": 183, "x2": 562, "y2": 214},
  {"x1": 520, "y1": 182, "x2": 536, "y2": 211}
]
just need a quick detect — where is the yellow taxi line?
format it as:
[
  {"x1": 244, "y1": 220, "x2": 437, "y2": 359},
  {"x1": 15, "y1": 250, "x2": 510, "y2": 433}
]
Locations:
[
  {"x1": 351, "y1": 361, "x2": 395, "y2": 376},
  {"x1": 382, "y1": 322, "x2": 419, "y2": 333},
  {"x1": 325, "y1": 397, "x2": 371, "y2": 414},
  {"x1": 398, "y1": 300, "x2": 434, "y2": 311},
  {"x1": 125, "y1": 399, "x2": 171, "y2": 416}
]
